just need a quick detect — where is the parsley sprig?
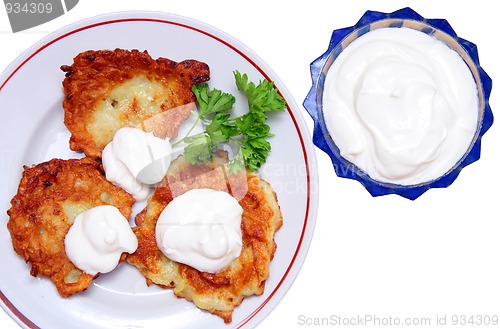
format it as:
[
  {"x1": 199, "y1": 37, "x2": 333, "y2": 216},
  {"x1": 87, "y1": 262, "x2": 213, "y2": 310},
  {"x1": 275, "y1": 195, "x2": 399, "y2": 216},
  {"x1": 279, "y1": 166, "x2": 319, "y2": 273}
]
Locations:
[{"x1": 178, "y1": 70, "x2": 286, "y2": 173}]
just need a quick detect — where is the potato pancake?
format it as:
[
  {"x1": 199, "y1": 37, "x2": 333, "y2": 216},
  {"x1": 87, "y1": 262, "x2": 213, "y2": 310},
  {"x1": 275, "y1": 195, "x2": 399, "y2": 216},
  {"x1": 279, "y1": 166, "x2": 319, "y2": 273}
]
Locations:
[
  {"x1": 61, "y1": 48, "x2": 210, "y2": 158},
  {"x1": 127, "y1": 152, "x2": 283, "y2": 323},
  {"x1": 7, "y1": 158, "x2": 135, "y2": 297}
]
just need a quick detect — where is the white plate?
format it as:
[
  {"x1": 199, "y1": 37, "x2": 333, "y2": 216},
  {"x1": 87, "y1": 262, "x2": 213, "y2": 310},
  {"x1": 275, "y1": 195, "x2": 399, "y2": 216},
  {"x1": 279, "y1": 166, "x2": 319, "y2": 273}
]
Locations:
[{"x1": 0, "y1": 11, "x2": 318, "y2": 329}]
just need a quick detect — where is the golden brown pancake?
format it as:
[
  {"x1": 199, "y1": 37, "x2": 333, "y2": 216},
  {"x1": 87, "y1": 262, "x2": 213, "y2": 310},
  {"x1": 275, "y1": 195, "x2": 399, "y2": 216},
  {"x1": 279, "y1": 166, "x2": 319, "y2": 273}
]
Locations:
[
  {"x1": 127, "y1": 152, "x2": 283, "y2": 323},
  {"x1": 60, "y1": 48, "x2": 210, "y2": 158},
  {"x1": 7, "y1": 158, "x2": 135, "y2": 297}
]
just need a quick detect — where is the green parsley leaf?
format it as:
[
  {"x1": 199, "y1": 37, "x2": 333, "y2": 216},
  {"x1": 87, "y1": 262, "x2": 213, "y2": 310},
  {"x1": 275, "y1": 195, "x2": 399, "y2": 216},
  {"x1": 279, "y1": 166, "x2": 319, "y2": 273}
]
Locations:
[
  {"x1": 183, "y1": 133, "x2": 212, "y2": 165},
  {"x1": 192, "y1": 84, "x2": 236, "y2": 117},
  {"x1": 227, "y1": 149, "x2": 245, "y2": 175},
  {"x1": 234, "y1": 70, "x2": 286, "y2": 114},
  {"x1": 238, "y1": 139, "x2": 270, "y2": 172},
  {"x1": 181, "y1": 72, "x2": 285, "y2": 172}
]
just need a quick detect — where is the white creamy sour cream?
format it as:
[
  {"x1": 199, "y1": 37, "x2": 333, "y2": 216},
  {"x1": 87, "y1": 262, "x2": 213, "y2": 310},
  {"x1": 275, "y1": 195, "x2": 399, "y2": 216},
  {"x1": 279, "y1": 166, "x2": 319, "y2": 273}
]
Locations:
[
  {"x1": 102, "y1": 127, "x2": 172, "y2": 200},
  {"x1": 156, "y1": 188, "x2": 243, "y2": 273},
  {"x1": 323, "y1": 27, "x2": 479, "y2": 185},
  {"x1": 65, "y1": 205, "x2": 138, "y2": 275}
]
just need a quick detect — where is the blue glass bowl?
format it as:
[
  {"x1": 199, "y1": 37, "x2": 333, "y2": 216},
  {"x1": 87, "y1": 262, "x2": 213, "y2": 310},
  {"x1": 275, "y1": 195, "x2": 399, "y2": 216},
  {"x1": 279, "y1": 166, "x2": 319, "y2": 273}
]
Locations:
[{"x1": 303, "y1": 7, "x2": 493, "y2": 200}]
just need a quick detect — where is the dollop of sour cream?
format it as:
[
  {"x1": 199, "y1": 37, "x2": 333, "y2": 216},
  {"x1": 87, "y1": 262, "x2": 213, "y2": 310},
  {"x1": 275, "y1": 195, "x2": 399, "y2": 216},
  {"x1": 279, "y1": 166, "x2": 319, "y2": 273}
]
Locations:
[
  {"x1": 64, "y1": 205, "x2": 138, "y2": 275},
  {"x1": 323, "y1": 27, "x2": 479, "y2": 185},
  {"x1": 156, "y1": 189, "x2": 243, "y2": 273},
  {"x1": 102, "y1": 127, "x2": 172, "y2": 200}
]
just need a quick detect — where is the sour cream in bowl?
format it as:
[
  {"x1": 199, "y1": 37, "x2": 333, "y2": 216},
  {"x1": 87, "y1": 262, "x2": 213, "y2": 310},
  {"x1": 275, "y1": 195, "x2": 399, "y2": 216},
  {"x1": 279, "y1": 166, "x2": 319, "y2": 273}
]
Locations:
[{"x1": 304, "y1": 7, "x2": 493, "y2": 200}]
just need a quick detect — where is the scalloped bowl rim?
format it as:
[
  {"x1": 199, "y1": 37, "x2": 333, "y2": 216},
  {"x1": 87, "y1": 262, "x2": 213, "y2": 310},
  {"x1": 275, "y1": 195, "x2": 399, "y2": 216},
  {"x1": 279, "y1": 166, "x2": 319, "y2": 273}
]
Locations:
[{"x1": 303, "y1": 7, "x2": 493, "y2": 200}]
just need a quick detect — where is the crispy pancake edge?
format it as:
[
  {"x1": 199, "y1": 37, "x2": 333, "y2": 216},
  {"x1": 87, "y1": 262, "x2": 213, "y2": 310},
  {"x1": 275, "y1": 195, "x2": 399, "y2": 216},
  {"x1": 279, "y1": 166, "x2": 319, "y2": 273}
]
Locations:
[
  {"x1": 61, "y1": 48, "x2": 210, "y2": 158},
  {"x1": 6, "y1": 157, "x2": 135, "y2": 297},
  {"x1": 127, "y1": 153, "x2": 283, "y2": 323}
]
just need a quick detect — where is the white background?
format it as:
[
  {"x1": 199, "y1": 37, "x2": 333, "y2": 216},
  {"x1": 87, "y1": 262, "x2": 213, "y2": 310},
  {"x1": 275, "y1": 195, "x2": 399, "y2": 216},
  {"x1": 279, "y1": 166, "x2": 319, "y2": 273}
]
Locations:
[{"x1": 1, "y1": 1, "x2": 499, "y2": 328}]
